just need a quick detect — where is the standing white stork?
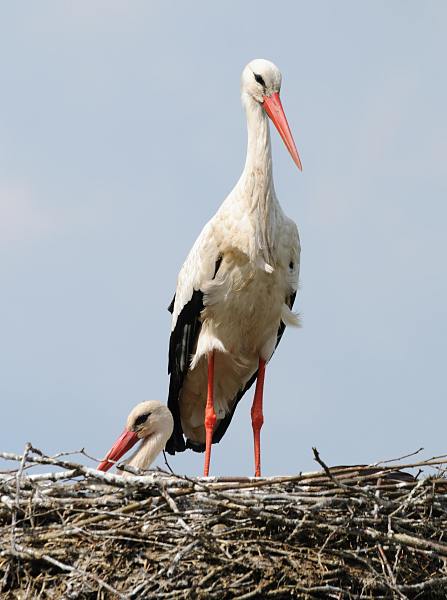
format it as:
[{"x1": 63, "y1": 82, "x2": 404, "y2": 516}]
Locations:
[
  {"x1": 166, "y1": 59, "x2": 302, "y2": 477},
  {"x1": 97, "y1": 401, "x2": 174, "y2": 474}
]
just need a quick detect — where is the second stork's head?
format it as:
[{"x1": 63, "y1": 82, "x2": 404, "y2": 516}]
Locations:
[
  {"x1": 241, "y1": 58, "x2": 302, "y2": 171},
  {"x1": 97, "y1": 400, "x2": 173, "y2": 473}
]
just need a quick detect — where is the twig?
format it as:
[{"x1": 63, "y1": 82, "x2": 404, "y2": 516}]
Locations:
[
  {"x1": 162, "y1": 450, "x2": 174, "y2": 474},
  {"x1": 10, "y1": 442, "x2": 31, "y2": 551},
  {"x1": 374, "y1": 447, "x2": 425, "y2": 465}
]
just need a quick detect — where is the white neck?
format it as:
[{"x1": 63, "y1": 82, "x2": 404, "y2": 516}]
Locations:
[
  {"x1": 236, "y1": 95, "x2": 278, "y2": 265},
  {"x1": 124, "y1": 432, "x2": 165, "y2": 474},
  {"x1": 241, "y1": 97, "x2": 273, "y2": 182}
]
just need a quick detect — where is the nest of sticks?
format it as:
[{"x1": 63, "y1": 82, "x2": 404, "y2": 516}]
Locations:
[{"x1": 1, "y1": 446, "x2": 447, "y2": 599}]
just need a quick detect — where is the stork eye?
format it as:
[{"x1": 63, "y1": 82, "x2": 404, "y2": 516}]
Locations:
[
  {"x1": 253, "y1": 73, "x2": 266, "y2": 87},
  {"x1": 134, "y1": 413, "x2": 151, "y2": 427}
]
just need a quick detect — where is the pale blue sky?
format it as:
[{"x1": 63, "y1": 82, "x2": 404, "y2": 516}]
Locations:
[{"x1": 1, "y1": 2, "x2": 446, "y2": 476}]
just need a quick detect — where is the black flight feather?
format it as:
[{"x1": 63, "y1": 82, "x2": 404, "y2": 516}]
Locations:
[
  {"x1": 166, "y1": 289, "x2": 204, "y2": 454},
  {"x1": 165, "y1": 256, "x2": 223, "y2": 455}
]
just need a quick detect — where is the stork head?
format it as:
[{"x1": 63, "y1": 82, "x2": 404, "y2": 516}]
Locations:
[
  {"x1": 126, "y1": 400, "x2": 173, "y2": 438},
  {"x1": 241, "y1": 59, "x2": 282, "y2": 103},
  {"x1": 97, "y1": 400, "x2": 173, "y2": 472},
  {"x1": 241, "y1": 59, "x2": 302, "y2": 171}
]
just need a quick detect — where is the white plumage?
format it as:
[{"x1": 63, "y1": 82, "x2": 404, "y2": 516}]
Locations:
[{"x1": 166, "y1": 59, "x2": 302, "y2": 476}]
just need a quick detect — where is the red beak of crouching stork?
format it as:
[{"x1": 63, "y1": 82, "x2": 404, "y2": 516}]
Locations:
[{"x1": 97, "y1": 429, "x2": 139, "y2": 472}]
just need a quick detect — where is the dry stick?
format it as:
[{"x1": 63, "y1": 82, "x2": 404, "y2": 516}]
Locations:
[
  {"x1": 53, "y1": 447, "x2": 104, "y2": 464},
  {"x1": 376, "y1": 544, "x2": 407, "y2": 600},
  {"x1": 311, "y1": 447, "x2": 393, "y2": 509},
  {"x1": 10, "y1": 442, "x2": 31, "y2": 552},
  {"x1": 338, "y1": 523, "x2": 447, "y2": 557},
  {"x1": 159, "y1": 485, "x2": 192, "y2": 534},
  {"x1": 388, "y1": 477, "x2": 428, "y2": 518},
  {"x1": 4, "y1": 469, "x2": 80, "y2": 484},
  {"x1": 167, "y1": 540, "x2": 199, "y2": 577},
  {"x1": 232, "y1": 583, "x2": 268, "y2": 600},
  {"x1": 236, "y1": 584, "x2": 357, "y2": 600},
  {"x1": 162, "y1": 451, "x2": 174, "y2": 474},
  {"x1": 196, "y1": 564, "x2": 228, "y2": 588},
  {"x1": 374, "y1": 447, "x2": 424, "y2": 465},
  {"x1": 196, "y1": 493, "x2": 297, "y2": 526},
  {"x1": 398, "y1": 575, "x2": 447, "y2": 594}
]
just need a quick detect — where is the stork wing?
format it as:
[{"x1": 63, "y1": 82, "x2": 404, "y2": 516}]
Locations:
[
  {"x1": 166, "y1": 289, "x2": 204, "y2": 453},
  {"x1": 165, "y1": 222, "x2": 221, "y2": 454}
]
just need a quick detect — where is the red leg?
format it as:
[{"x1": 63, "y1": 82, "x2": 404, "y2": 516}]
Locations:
[
  {"x1": 203, "y1": 351, "x2": 216, "y2": 477},
  {"x1": 251, "y1": 358, "x2": 266, "y2": 477}
]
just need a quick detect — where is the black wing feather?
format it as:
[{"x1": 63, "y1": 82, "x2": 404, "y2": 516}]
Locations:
[
  {"x1": 165, "y1": 289, "x2": 204, "y2": 454},
  {"x1": 165, "y1": 256, "x2": 223, "y2": 455}
]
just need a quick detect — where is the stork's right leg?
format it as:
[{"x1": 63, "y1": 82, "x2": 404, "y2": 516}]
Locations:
[{"x1": 203, "y1": 351, "x2": 216, "y2": 477}]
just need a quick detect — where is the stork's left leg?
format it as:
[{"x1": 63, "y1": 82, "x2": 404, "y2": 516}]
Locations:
[
  {"x1": 251, "y1": 358, "x2": 266, "y2": 477},
  {"x1": 203, "y1": 351, "x2": 216, "y2": 477}
]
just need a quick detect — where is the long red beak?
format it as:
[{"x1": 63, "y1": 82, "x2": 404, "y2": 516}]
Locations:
[
  {"x1": 97, "y1": 428, "x2": 139, "y2": 472},
  {"x1": 262, "y1": 92, "x2": 302, "y2": 171}
]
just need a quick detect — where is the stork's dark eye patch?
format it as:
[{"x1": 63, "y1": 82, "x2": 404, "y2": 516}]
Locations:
[
  {"x1": 134, "y1": 413, "x2": 151, "y2": 427},
  {"x1": 253, "y1": 73, "x2": 266, "y2": 87}
]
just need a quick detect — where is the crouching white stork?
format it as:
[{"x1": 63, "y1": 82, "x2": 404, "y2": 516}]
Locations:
[{"x1": 166, "y1": 59, "x2": 302, "y2": 477}]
